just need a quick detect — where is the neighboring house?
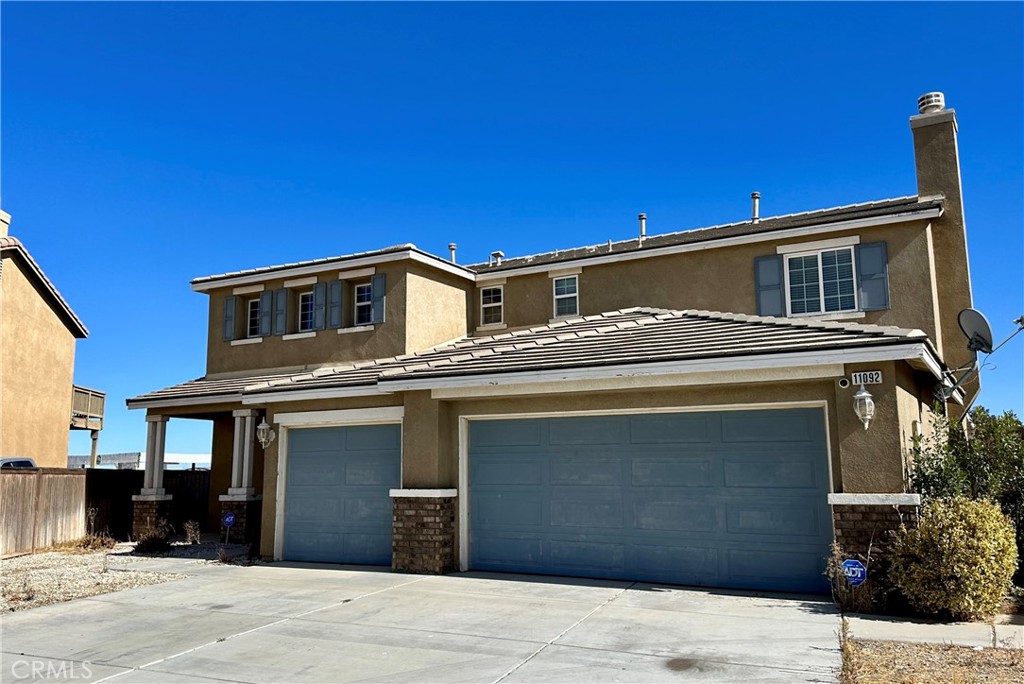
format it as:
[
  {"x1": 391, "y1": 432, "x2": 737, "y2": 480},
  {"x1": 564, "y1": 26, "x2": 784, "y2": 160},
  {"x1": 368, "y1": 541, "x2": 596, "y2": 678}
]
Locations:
[
  {"x1": 0, "y1": 214, "x2": 102, "y2": 468},
  {"x1": 68, "y1": 452, "x2": 142, "y2": 470},
  {"x1": 128, "y1": 93, "x2": 976, "y2": 593}
]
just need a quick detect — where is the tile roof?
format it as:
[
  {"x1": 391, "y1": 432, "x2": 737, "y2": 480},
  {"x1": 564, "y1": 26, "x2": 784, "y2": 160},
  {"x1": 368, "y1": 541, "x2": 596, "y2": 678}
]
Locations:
[
  {"x1": 191, "y1": 243, "x2": 474, "y2": 287},
  {"x1": 127, "y1": 309, "x2": 931, "y2": 407},
  {"x1": 0, "y1": 236, "x2": 88, "y2": 338},
  {"x1": 468, "y1": 196, "x2": 942, "y2": 273}
]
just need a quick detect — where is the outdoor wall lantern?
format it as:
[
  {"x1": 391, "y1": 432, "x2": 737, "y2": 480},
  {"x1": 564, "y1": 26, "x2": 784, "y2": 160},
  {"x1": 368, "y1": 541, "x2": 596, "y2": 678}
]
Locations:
[
  {"x1": 256, "y1": 418, "x2": 276, "y2": 449},
  {"x1": 852, "y1": 384, "x2": 875, "y2": 430}
]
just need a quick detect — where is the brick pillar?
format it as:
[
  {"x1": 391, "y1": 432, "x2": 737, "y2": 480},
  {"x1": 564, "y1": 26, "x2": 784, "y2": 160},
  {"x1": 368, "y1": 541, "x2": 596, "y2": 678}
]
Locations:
[
  {"x1": 828, "y1": 494, "x2": 921, "y2": 584},
  {"x1": 391, "y1": 490, "x2": 457, "y2": 574},
  {"x1": 219, "y1": 497, "x2": 262, "y2": 545},
  {"x1": 131, "y1": 496, "x2": 173, "y2": 539}
]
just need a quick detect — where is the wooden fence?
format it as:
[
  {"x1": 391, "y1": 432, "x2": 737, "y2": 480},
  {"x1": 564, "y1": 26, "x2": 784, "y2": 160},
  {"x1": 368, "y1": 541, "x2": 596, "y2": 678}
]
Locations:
[
  {"x1": 86, "y1": 468, "x2": 210, "y2": 540},
  {"x1": 1, "y1": 468, "x2": 86, "y2": 557}
]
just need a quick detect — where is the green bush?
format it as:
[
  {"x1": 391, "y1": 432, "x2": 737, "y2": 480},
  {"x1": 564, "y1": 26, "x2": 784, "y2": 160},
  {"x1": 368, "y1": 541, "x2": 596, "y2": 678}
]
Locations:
[
  {"x1": 910, "y1": 406, "x2": 1024, "y2": 580},
  {"x1": 889, "y1": 497, "x2": 1017, "y2": 620}
]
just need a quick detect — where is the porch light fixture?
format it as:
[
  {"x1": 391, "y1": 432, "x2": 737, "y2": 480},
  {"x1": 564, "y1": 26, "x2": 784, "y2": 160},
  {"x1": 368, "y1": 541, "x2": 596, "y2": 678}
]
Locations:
[
  {"x1": 852, "y1": 384, "x2": 875, "y2": 431},
  {"x1": 256, "y1": 418, "x2": 276, "y2": 449}
]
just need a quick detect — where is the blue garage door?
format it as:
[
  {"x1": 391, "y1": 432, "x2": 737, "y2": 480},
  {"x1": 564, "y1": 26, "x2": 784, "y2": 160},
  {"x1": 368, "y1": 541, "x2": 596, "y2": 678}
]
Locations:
[
  {"x1": 283, "y1": 424, "x2": 400, "y2": 564},
  {"x1": 469, "y1": 408, "x2": 832, "y2": 593}
]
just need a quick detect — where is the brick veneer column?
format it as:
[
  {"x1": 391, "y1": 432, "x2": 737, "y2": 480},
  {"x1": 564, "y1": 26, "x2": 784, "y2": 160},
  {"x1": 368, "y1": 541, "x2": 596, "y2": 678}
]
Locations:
[
  {"x1": 131, "y1": 497, "x2": 173, "y2": 539},
  {"x1": 828, "y1": 494, "x2": 921, "y2": 574},
  {"x1": 219, "y1": 497, "x2": 263, "y2": 545},
  {"x1": 391, "y1": 489, "x2": 457, "y2": 574}
]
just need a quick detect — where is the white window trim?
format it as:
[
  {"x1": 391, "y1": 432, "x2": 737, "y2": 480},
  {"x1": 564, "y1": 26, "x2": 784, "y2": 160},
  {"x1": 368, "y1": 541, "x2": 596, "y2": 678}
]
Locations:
[
  {"x1": 283, "y1": 275, "x2": 318, "y2": 288},
  {"x1": 338, "y1": 266, "x2": 376, "y2": 281},
  {"x1": 246, "y1": 298, "x2": 261, "y2": 338},
  {"x1": 282, "y1": 331, "x2": 316, "y2": 341},
  {"x1": 337, "y1": 325, "x2": 374, "y2": 335},
  {"x1": 548, "y1": 266, "x2": 582, "y2": 278},
  {"x1": 552, "y1": 275, "x2": 579, "y2": 318},
  {"x1": 476, "y1": 323, "x2": 508, "y2": 333},
  {"x1": 297, "y1": 290, "x2": 315, "y2": 332},
  {"x1": 352, "y1": 282, "x2": 372, "y2": 327},
  {"x1": 776, "y1": 235, "x2": 860, "y2": 255},
  {"x1": 231, "y1": 337, "x2": 263, "y2": 346},
  {"x1": 232, "y1": 284, "x2": 264, "y2": 295},
  {"x1": 480, "y1": 285, "x2": 504, "y2": 327},
  {"x1": 783, "y1": 246, "x2": 858, "y2": 317}
]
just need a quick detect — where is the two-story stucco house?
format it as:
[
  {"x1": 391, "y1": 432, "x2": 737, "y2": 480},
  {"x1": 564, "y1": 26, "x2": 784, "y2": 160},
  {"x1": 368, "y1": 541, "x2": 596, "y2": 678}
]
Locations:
[
  {"x1": 1, "y1": 212, "x2": 104, "y2": 467},
  {"x1": 128, "y1": 93, "x2": 975, "y2": 594}
]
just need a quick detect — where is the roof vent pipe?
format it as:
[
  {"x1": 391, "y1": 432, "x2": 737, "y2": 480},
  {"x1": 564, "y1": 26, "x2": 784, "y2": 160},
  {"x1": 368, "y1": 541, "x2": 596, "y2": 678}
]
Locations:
[
  {"x1": 751, "y1": 192, "x2": 761, "y2": 223},
  {"x1": 448, "y1": 243, "x2": 457, "y2": 263},
  {"x1": 638, "y1": 213, "x2": 647, "y2": 244},
  {"x1": 917, "y1": 91, "x2": 945, "y2": 115},
  {"x1": 490, "y1": 250, "x2": 504, "y2": 267}
]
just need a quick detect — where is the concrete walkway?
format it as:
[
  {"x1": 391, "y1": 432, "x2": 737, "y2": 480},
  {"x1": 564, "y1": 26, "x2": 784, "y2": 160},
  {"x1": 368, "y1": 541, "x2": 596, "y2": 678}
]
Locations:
[
  {"x1": 847, "y1": 609, "x2": 1024, "y2": 649},
  {"x1": 1, "y1": 558, "x2": 839, "y2": 683}
]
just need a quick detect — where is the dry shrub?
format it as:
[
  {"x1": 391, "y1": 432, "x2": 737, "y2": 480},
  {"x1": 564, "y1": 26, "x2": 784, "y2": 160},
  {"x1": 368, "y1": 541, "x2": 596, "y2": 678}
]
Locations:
[
  {"x1": 133, "y1": 518, "x2": 174, "y2": 555},
  {"x1": 183, "y1": 520, "x2": 201, "y2": 545},
  {"x1": 826, "y1": 543, "x2": 879, "y2": 614},
  {"x1": 216, "y1": 547, "x2": 234, "y2": 564},
  {"x1": 60, "y1": 534, "x2": 116, "y2": 553},
  {"x1": 889, "y1": 497, "x2": 1017, "y2": 620}
]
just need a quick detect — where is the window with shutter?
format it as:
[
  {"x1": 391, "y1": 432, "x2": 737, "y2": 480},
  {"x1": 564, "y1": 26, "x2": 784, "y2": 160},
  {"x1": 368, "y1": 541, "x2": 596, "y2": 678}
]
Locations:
[
  {"x1": 355, "y1": 283, "x2": 373, "y2": 325},
  {"x1": 370, "y1": 273, "x2": 386, "y2": 324},
  {"x1": 223, "y1": 295, "x2": 237, "y2": 341}
]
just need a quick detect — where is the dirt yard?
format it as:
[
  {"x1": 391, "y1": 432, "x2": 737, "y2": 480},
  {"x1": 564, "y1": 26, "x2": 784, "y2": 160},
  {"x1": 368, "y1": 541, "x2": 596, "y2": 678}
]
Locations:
[
  {"x1": 1, "y1": 543, "x2": 185, "y2": 613},
  {"x1": 846, "y1": 639, "x2": 1024, "y2": 683}
]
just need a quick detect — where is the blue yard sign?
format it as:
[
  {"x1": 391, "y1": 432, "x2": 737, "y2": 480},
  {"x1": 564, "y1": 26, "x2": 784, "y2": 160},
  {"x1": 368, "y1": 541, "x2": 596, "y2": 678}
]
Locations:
[
  {"x1": 222, "y1": 512, "x2": 236, "y2": 528},
  {"x1": 842, "y1": 559, "x2": 867, "y2": 587}
]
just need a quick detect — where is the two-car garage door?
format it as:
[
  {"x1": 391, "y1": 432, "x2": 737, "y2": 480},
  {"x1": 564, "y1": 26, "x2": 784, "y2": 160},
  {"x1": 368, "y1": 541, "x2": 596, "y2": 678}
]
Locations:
[{"x1": 469, "y1": 408, "x2": 832, "y2": 594}]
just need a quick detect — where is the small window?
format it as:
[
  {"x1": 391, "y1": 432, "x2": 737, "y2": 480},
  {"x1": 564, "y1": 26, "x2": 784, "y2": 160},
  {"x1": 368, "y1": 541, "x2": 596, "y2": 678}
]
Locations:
[
  {"x1": 553, "y1": 276, "x2": 578, "y2": 317},
  {"x1": 786, "y1": 247, "x2": 856, "y2": 315},
  {"x1": 246, "y1": 299, "x2": 261, "y2": 338},
  {"x1": 481, "y1": 286, "x2": 503, "y2": 325},
  {"x1": 354, "y1": 283, "x2": 373, "y2": 326},
  {"x1": 298, "y1": 291, "x2": 315, "y2": 332}
]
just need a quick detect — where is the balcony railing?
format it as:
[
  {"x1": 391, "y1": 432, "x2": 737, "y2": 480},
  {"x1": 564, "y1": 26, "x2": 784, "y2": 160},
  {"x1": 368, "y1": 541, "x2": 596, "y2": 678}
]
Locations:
[{"x1": 70, "y1": 385, "x2": 105, "y2": 431}]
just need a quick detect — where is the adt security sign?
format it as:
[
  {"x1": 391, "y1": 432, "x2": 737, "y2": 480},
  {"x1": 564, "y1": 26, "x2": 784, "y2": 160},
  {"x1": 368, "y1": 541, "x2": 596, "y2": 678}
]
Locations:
[
  {"x1": 842, "y1": 559, "x2": 867, "y2": 587},
  {"x1": 222, "y1": 512, "x2": 236, "y2": 528}
]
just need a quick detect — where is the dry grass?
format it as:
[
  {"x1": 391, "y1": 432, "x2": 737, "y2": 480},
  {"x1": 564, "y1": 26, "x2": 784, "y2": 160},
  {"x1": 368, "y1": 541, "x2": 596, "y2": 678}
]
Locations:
[{"x1": 843, "y1": 639, "x2": 1024, "y2": 683}]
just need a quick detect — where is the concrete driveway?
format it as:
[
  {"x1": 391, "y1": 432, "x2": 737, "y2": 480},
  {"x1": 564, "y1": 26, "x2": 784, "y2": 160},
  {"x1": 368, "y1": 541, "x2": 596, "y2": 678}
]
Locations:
[{"x1": 1, "y1": 558, "x2": 839, "y2": 683}]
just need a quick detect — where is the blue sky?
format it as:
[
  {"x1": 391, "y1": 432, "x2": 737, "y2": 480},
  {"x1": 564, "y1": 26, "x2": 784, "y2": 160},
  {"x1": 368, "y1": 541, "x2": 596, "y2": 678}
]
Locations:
[{"x1": 2, "y1": 2, "x2": 1021, "y2": 455}]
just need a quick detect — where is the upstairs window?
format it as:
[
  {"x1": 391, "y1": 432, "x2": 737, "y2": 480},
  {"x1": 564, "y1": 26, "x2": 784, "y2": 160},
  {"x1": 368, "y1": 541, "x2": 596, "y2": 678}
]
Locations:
[
  {"x1": 354, "y1": 283, "x2": 373, "y2": 325},
  {"x1": 481, "y1": 286, "x2": 503, "y2": 325},
  {"x1": 754, "y1": 241, "x2": 889, "y2": 318},
  {"x1": 553, "y1": 276, "x2": 578, "y2": 317},
  {"x1": 297, "y1": 291, "x2": 315, "y2": 332},
  {"x1": 246, "y1": 299, "x2": 261, "y2": 338}
]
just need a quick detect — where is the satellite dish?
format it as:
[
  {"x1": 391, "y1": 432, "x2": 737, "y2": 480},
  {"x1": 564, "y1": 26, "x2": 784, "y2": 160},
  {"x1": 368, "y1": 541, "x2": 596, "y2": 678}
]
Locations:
[{"x1": 958, "y1": 308, "x2": 994, "y2": 354}]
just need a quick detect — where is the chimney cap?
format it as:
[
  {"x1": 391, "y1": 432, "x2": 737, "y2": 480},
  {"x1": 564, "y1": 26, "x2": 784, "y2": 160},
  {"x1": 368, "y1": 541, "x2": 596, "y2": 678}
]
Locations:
[{"x1": 917, "y1": 92, "x2": 945, "y2": 115}]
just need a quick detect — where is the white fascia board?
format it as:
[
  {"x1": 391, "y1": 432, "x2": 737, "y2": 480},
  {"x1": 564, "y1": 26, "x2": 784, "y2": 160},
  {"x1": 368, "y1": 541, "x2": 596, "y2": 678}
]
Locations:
[
  {"x1": 273, "y1": 406, "x2": 404, "y2": 427},
  {"x1": 241, "y1": 384, "x2": 388, "y2": 405},
  {"x1": 126, "y1": 393, "x2": 242, "y2": 410},
  {"x1": 192, "y1": 250, "x2": 474, "y2": 292},
  {"x1": 430, "y1": 364, "x2": 845, "y2": 399},
  {"x1": 380, "y1": 343, "x2": 936, "y2": 392},
  {"x1": 473, "y1": 209, "x2": 942, "y2": 282}
]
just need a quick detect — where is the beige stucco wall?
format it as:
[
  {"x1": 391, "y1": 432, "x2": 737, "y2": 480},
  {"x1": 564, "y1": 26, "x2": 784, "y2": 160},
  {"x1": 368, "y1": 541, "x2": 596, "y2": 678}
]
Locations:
[
  {"x1": 404, "y1": 267, "x2": 469, "y2": 352},
  {"x1": 0, "y1": 256, "x2": 76, "y2": 467},
  {"x1": 250, "y1": 359, "x2": 931, "y2": 558},
  {"x1": 205, "y1": 261, "x2": 473, "y2": 375},
  {"x1": 475, "y1": 221, "x2": 941, "y2": 344}
]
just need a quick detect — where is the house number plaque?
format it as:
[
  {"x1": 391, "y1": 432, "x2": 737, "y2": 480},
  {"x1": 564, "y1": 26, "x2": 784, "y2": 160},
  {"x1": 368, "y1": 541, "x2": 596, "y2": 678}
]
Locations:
[{"x1": 850, "y1": 371, "x2": 883, "y2": 385}]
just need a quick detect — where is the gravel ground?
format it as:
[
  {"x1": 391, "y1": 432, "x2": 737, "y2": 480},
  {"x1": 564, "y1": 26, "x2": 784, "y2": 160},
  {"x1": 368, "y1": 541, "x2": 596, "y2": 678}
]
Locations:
[
  {"x1": 1, "y1": 544, "x2": 186, "y2": 613},
  {"x1": 848, "y1": 639, "x2": 1024, "y2": 683}
]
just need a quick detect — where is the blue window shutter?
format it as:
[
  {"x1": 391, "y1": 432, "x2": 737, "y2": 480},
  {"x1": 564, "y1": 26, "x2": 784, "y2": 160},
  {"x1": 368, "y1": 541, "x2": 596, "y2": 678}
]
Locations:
[
  {"x1": 856, "y1": 242, "x2": 890, "y2": 311},
  {"x1": 273, "y1": 289, "x2": 288, "y2": 335},
  {"x1": 371, "y1": 273, "x2": 386, "y2": 324},
  {"x1": 327, "y1": 281, "x2": 343, "y2": 329},
  {"x1": 259, "y1": 291, "x2": 273, "y2": 337},
  {"x1": 222, "y1": 296, "x2": 237, "y2": 341},
  {"x1": 313, "y1": 282, "x2": 326, "y2": 329},
  {"x1": 754, "y1": 255, "x2": 785, "y2": 317}
]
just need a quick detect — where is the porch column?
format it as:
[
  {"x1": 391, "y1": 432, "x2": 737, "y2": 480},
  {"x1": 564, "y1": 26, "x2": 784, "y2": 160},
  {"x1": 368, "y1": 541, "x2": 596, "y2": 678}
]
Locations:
[
  {"x1": 219, "y1": 409, "x2": 262, "y2": 545},
  {"x1": 132, "y1": 414, "x2": 172, "y2": 539}
]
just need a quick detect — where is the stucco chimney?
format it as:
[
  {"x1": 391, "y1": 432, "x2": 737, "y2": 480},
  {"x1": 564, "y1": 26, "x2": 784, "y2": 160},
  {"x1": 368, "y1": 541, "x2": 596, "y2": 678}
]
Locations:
[
  {"x1": 0, "y1": 210, "x2": 10, "y2": 238},
  {"x1": 909, "y1": 91, "x2": 974, "y2": 398}
]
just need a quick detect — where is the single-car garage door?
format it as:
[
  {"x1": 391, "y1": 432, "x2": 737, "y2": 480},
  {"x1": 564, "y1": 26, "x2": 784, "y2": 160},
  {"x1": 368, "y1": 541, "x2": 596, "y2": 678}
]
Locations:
[
  {"x1": 283, "y1": 424, "x2": 400, "y2": 564},
  {"x1": 469, "y1": 408, "x2": 832, "y2": 593}
]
